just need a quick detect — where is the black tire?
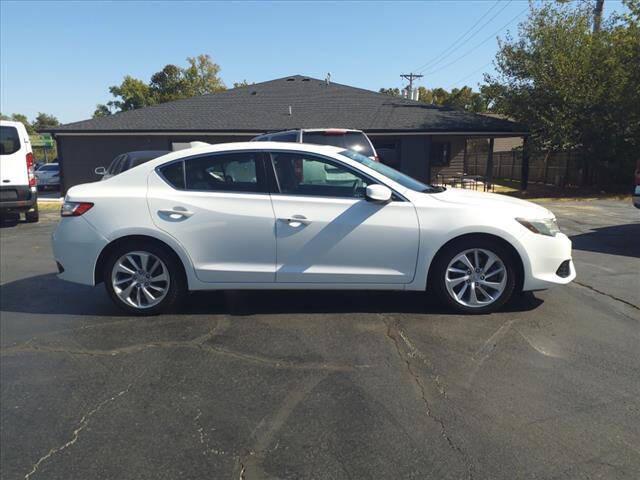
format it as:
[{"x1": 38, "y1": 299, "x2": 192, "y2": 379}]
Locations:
[
  {"x1": 103, "y1": 241, "x2": 187, "y2": 315},
  {"x1": 431, "y1": 237, "x2": 517, "y2": 314},
  {"x1": 25, "y1": 204, "x2": 39, "y2": 223}
]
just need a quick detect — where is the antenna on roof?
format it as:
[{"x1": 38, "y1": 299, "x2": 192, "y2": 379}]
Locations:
[{"x1": 325, "y1": 72, "x2": 331, "y2": 85}]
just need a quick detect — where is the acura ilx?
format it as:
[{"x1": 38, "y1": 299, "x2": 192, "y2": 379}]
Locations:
[{"x1": 52, "y1": 142, "x2": 575, "y2": 315}]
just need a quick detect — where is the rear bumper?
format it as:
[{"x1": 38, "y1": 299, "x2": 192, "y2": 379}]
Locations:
[
  {"x1": 521, "y1": 232, "x2": 576, "y2": 291},
  {"x1": 0, "y1": 186, "x2": 37, "y2": 211},
  {"x1": 52, "y1": 217, "x2": 109, "y2": 285},
  {"x1": 633, "y1": 186, "x2": 640, "y2": 209}
]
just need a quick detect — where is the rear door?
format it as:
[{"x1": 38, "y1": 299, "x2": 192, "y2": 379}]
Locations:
[
  {"x1": 147, "y1": 151, "x2": 277, "y2": 283},
  {"x1": 0, "y1": 125, "x2": 29, "y2": 186}
]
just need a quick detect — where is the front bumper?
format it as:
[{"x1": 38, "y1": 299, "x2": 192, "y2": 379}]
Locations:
[
  {"x1": 52, "y1": 216, "x2": 109, "y2": 285},
  {"x1": 521, "y1": 232, "x2": 576, "y2": 291}
]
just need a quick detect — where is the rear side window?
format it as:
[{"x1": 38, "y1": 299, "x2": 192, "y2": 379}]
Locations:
[
  {"x1": 301, "y1": 131, "x2": 375, "y2": 157},
  {"x1": 184, "y1": 152, "x2": 264, "y2": 193},
  {"x1": 159, "y1": 161, "x2": 185, "y2": 189},
  {"x1": 38, "y1": 164, "x2": 59, "y2": 172},
  {"x1": 0, "y1": 126, "x2": 21, "y2": 155}
]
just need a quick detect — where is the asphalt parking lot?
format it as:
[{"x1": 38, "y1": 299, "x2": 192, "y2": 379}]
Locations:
[{"x1": 1, "y1": 199, "x2": 639, "y2": 480}]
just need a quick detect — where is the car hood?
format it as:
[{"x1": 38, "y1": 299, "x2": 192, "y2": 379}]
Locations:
[{"x1": 426, "y1": 187, "x2": 553, "y2": 218}]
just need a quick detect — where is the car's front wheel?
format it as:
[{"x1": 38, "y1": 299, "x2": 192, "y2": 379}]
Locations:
[
  {"x1": 431, "y1": 238, "x2": 517, "y2": 314},
  {"x1": 103, "y1": 242, "x2": 186, "y2": 315}
]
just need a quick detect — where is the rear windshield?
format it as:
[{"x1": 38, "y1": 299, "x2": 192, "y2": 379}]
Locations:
[
  {"x1": 302, "y1": 131, "x2": 375, "y2": 158},
  {"x1": 38, "y1": 164, "x2": 58, "y2": 171},
  {"x1": 0, "y1": 126, "x2": 21, "y2": 156}
]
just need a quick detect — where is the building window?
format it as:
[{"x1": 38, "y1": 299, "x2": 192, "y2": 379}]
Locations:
[{"x1": 430, "y1": 142, "x2": 451, "y2": 166}]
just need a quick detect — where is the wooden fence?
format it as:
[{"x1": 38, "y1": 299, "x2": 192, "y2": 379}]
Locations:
[{"x1": 465, "y1": 150, "x2": 597, "y2": 187}]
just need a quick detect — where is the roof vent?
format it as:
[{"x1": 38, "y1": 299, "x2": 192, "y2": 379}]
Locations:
[
  {"x1": 251, "y1": 91, "x2": 257, "y2": 95},
  {"x1": 302, "y1": 78, "x2": 310, "y2": 82},
  {"x1": 325, "y1": 72, "x2": 331, "y2": 85},
  {"x1": 286, "y1": 77, "x2": 295, "y2": 81},
  {"x1": 288, "y1": 105, "x2": 292, "y2": 116}
]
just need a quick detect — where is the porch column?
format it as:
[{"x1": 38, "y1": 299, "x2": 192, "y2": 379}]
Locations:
[
  {"x1": 521, "y1": 136, "x2": 530, "y2": 191},
  {"x1": 485, "y1": 137, "x2": 495, "y2": 190}
]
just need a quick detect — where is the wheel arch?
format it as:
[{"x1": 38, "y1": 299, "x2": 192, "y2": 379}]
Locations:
[
  {"x1": 94, "y1": 234, "x2": 189, "y2": 286},
  {"x1": 426, "y1": 232, "x2": 525, "y2": 292}
]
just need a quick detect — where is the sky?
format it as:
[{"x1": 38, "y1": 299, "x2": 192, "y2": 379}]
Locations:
[{"x1": 0, "y1": 0, "x2": 628, "y2": 124}]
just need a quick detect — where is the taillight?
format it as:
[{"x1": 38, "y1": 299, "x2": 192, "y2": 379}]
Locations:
[
  {"x1": 61, "y1": 201, "x2": 94, "y2": 217},
  {"x1": 26, "y1": 152, "x2": 36, "y2": 187}
]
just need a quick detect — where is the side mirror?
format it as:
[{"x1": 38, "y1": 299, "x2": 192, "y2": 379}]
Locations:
[
  {"x1": 94, "y1": 166, "x2": 107, "y2": 176},
  {"x1": 365, "y1": 184, "x2": 392, "y2": 204}
]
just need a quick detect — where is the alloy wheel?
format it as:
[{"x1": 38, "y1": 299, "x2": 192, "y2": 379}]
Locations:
[
  {"x1": 444, "y1": 248, "x2": 507, "y2": 308},
  {"x1": 111, "y1": 251, "x2": 170, "y2": 309}
]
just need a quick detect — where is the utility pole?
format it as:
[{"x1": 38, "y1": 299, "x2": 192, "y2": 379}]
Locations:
[
  {"x1": 593, "y1": 0, "x2": 604, "y2": 33},
  {"x1": 400, "y1": 73, "x2": 423, "y2": 98}
]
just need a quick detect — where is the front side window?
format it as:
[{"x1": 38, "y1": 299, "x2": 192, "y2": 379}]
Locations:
[
  {"x1": 185, "y1": 152, "x2": 263, "y2": 192},
  {"x1": 0, "y1": 126, "x2": 21, "y2": 155},
  {"x1": 339, "y1": 149, "x2": 439, "y2": 193},
  {"x1": 270, "y1": 152, "x2": 370, "y2": 198}
]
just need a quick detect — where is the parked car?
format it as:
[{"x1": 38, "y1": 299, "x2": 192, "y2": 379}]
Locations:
[
  {"x1": 95, "y1": 150, "x2": 170, "y2": 180},
  {"x1": 252, "y1": 128, "x2": 378, "y2": 161},
  {"x1": 35, "y1": 162, "x2": 60, "y2": 190},
  {"x1": 52, "y1": 142, "x2": 575, "y2": 315},
  {"x1": 0, "y1": 120, "x2": 38, "y2": 222},
  {"x1": 633, "y1": 159, "x2": 640, "y2": 209}
]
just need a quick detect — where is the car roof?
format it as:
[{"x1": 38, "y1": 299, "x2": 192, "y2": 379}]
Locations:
[
  {"x1": 145, "y1": 141, "x2": 345, "y2": 169},
  {"x1": 122, "y1": 150, "x2": 171, "y2": 160},
  {"x1": 0, "y1": 120, "x2": 28, "y2": 130}
]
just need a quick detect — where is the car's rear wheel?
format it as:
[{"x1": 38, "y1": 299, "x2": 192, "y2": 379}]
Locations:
[
  {"x1": 103, "y1": 242, "x2": 186, "y2": 315},
  {"x1": 431, "y1": 238, "x2": 516, "y2": 314}
]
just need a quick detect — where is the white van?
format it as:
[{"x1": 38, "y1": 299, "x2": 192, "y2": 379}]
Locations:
[{"x1": 0, "y1": 120, "x2": 39, "y2": 222}]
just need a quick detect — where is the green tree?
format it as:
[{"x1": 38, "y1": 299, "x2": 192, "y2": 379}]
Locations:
[
  {"x1": 106, "y1": 75, "x2": 155, "y2": 112},
  {"x1": 93, "y1": 104, "x2": 113, "y2": 118},
  {"x1": 483, "y1": 0, "x2": 640, "y2": 183},
  {"x1": 32, "y1": 112, "x2": 60, "y2": 131},
  {"x1": 233, "y1": 80, "x2": 252, "y2": 88},
  {"x1": 182, "y1": 54, "x2": 225, "y2": 95},
  {"x1": 150, "y1": 64, "x2": 190, "y2": 103},
  {"x1": 379, "y1": 87, "x2": 401, "y2": 96}
]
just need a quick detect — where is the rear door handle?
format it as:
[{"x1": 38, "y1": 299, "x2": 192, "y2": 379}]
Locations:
[
  {"x1": 159, "y1": 207, "x2": 194, "y2": 219},
  {"x1": 280, "y1": 215, "x2": 311, "y2": 227}
]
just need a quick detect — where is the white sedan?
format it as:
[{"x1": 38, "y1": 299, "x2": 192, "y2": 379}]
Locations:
[{"x1": 52, "y1": 142, "x2": 575, "y2": 315}]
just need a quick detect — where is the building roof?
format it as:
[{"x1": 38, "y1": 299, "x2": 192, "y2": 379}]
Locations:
[{"x1": 48, "y1": 75, "x2": 527, "y2": 135}]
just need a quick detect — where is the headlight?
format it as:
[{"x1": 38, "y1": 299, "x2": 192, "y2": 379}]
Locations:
[{"x1": 516, "y1": 217, "x2": 560, "y2": 237}]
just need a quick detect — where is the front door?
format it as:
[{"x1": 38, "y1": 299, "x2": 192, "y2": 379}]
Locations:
[
  {"x1": 147, "y1": 151, "x2": 276, "y2": 283},
  {"x1": 267, "y1": 151, "x2": 420, "y2": 284}
]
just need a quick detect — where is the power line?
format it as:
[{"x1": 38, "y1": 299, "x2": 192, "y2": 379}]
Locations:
[
  {"x1": 414, "y1": 0, "x2": 512, "y2": 74},
  {"x1": 453, "y1": 60, "x2": 494, "y2": 86},
  {"x1": 425, "y1": 6, "x2": 528, "y2": 76}
]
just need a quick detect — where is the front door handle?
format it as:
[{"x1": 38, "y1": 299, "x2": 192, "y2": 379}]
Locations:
[
  {"x1": 280, "y1": 215, "x2": 311, "y2": 227},
  {"x1": 159, "y1": 207, "x2": 194, "y2": 219}
]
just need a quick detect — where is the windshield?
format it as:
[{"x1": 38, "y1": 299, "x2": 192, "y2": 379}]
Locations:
[
  {"x1": 303, "y1": 131, "x2": 375, "y2": 158},
  {"x1": 338, "y1": 149, "x2": 440, "y2": 193}
]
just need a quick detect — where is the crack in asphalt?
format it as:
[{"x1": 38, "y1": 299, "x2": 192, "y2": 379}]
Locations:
[
  {"x1": 0, "y1": 318, "x2": 366, "y2": 373},
  {"x1": 382, "y1": 316, "x2": 474, "y2": 480},
  {"x1": 24, "y1": 384, "x2": 133, "y2": 480},
  {"x1": 573, "y1": 281, "x2": 640, "y2": 311}
]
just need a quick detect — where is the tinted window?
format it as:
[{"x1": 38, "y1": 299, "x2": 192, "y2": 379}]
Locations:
[
  {"x1": 0, "y1": 126, "x2": 21, "y2": 155},
  {"x1": 185, "y1": 152, "x2": 262, "y2": 192},
  {"x1": 270, "y1": 131, "x2": 298, "y2": 142},
  {"x1": 302, "y1": 131, "x2": 375, "y2": 157},
  {"x1": 271, "y1": 152, "x2": 370, "y2": 198},
  {"x1": 159, "y1": 161, "x2": 185, "y2": 189}
]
